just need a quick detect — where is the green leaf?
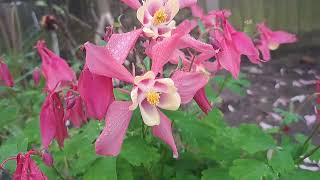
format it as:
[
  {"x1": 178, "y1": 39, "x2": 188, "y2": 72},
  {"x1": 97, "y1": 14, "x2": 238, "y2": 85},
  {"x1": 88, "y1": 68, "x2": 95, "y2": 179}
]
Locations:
[
  {"x1": 117, "y1": 158, "x2": 134, "y2": 180},
  {"x1": 202, "y1": 168, "x2": 233, "y2": 180},
  {"x1": 229, "y1": 159, "x2": 273, "y2": 180},
  {"x1": 213, "y1": 73, "x2": 251, "y2": 96},
  {"x1": 234, "y1": 124, "x2": 276, "y2": 154},
  {"x1": 143, "y1": 57, "x2": 151, "y2": 71},
  {"x1": 120, "y1": 136, "x2": 160, "y2": 166},
  {"x1": 275, "y1": 108, "x2": 302, "y2": 125},
  {"x1": 205, "y1": 83, "x2": 222, "y2": 103},
  {"x1": 269, "y1": 149, "x2": 295, "y2": 174},
  {"x1": 83, "y1": 157, "x2": 117, "y2": 180},
  {"x1": 281, "y1": 169, "x2": 320, "y2": 180},
  {"x1": 0, "y1": 107, "x2": 18, "y2": 130},
  {"x1": 174, "y1": 171, "x2": 198, "y2": 180},
  {"x1": 198, "y1": 19, "x2": 206, "y2": 33},
  {"x1": 114, "y1": 86, "x2": 131, "y2": 101}
]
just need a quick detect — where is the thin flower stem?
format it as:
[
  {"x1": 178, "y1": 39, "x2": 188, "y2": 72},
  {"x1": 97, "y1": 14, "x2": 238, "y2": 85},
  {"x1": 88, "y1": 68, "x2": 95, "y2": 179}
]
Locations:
[
  {"x1": 297, "y1": 144, "x2": 320, "y2": 165},
  {"x1": 188, "y1": 55, "x2": 196, "y2": 72},
  {"x1": 302, "y1": 122, "x2": 320, "y2": 149},
  {"x1": 216, "y1": 74, "x2": 230, "y2": 97},
  {"x1": 141, "y1": 120, "x2": 146, "y2": 140},
  {"x1": 52, "y1": 165, "x2": 66, "y2": 180},
  {"x1": 0, "y1": 156, "x2": 16, "y2": 170},
  {"x1": 14, "y1": 68, "x2": 35, "y2": 84},
  {"x1": 115, "y1": 88, "x2": 130, "y2": 95}
]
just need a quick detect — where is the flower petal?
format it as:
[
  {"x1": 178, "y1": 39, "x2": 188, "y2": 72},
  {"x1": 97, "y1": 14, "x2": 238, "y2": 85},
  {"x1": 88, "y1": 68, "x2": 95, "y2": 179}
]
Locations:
[
  {"x1": 36, "y1": 40, "x2": 76, "y2": 91},
  {"x1": 178, "y1": 34, "x2": 214, "y2": 53},
  {"x1": 158, "y1": 92, "x2": 181, "y2": 110},
  {"x1": 84, "y1": 42, "x2": 134, "y2": 83},
  {"x1": 78, "y1": 68, "x2": 114, "y2": 120},
  {"x1": 213, "y1": 31, "x2": 241, "y2": 78},
  {"x1": 40, "y1": 93, "x2": 67, "y2": 148},
  {"x1": 129, "y1": 86, "x2": 139, "y2": 110},
  {"x1": 106, "y1": 29, "x2": 142, "y2": 64},
  {"x1": 0, "y1": 59, "x2": 14, "y2": 87},
  {"x1": 257, "y1": 42, "x2": 271, "y2": 61},
  {"x1": 140, "y1": 99, "x2": 160, "y2": 126},
  {"x1": 232, "y1": 32, "x2": 260, "y2": 64},
  {"x1": 271, "y1": 31, "x2": 297, "y2": 44},
  {"x1": 121, "y1": 0, "x2": 141, "y2": 10},
  {"x1": 193, "y1": 87, "x2": 212, "y2": 114},
  {"x1": 154, "y1": 78, "x2": 176, "y2": 93},
  {"x1": 166, "y1": 0, "x2": 179, "y2": 20},
  {"x1": 151, "y1": 34, "x2": 181, "y2": 75},
  {"x1": 178, "y1": 0, "x2": 197, "y2": 8},
  {"x1": 65, "y1": 95, "x2": 87, "y2": 128},
  {"x1": 152, "y1": 111, "x2": 178, "y2": 158},
  {"x1": 95, "y1": 101, "x2": 133, "y2": 156},
  {"x1": 134, "y1": 71, "x2": 155, "y2": 85},
  {"x1": 171, "y1": 70, "x2": 208, "y2": 104}
]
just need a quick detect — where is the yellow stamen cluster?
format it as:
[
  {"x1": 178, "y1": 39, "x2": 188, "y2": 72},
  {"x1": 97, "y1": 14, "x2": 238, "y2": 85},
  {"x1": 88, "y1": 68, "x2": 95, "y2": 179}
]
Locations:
[
  {"x1": 152, "y1": 9, "x2": 167, "y2": 25},
  {"x1": 146, "y1": 91, "x2": 160, "y2": 106}
]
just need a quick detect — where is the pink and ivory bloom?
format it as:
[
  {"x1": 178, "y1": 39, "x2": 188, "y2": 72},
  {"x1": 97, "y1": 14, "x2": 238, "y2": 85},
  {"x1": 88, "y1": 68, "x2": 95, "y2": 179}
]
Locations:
[
  {"x1": 257, "y1": 23, "x2": 297, "y2": 61},
  {"x1": 85, "y1": 42, "x2": 207, "y2": 157},
  {"x1": 129, "y1": 71, "x2": 181, "y2": 126},
  {"x1": 0, "y1": 59, "x2": 14, "y2": 87},
  {"x1": 212, "y1": 10, "x2": 260, "y2": 78},
  {"x1": 137, "y1": 0, "x2": 179, "y2": 38}
]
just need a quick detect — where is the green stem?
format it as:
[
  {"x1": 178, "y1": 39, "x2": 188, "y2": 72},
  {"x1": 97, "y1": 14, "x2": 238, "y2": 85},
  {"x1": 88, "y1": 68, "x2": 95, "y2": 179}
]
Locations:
[
  {"x1": 296, "y1": 144, "x2": 320, "y2": 164},
  {"x1": 52, "y1": 165, "x2": 66, "y2": 180},
  {"x1": 302, "y1": 123, "x2": 320, "y2": 149},
  {"x1": 295, "y1": 122, "x2": 320, "y2": 164},
  {"x1": 216, "y1": 75, "x2": 230, "y2": 97},
  {"x1": 141, "y1": 120, "x2": 146, "y2": 140}
]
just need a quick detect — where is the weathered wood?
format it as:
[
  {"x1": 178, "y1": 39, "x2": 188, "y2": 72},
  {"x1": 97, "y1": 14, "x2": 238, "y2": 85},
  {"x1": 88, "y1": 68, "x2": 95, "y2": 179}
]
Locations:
[{"x1": 205, "y1": 0, "x2": 320, "y2": 35}]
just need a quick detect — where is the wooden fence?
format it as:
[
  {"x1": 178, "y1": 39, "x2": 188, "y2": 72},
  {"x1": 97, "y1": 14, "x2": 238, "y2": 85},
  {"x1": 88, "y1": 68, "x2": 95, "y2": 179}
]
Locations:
[{"x1": 203, "y1": 0, "x2": 320, "y2": 35}]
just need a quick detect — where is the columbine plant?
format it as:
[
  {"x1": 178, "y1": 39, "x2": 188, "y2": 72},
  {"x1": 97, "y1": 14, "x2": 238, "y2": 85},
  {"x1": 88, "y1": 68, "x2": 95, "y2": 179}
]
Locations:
[{"x1": 3, "y1": 1, "x2": 317, "y2": 179}]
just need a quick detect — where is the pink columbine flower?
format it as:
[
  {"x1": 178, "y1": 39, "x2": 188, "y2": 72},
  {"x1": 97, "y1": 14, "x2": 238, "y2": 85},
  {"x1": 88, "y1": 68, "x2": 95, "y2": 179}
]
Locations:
[
  {"x1": 0, "y1": 59, "x2": 14, "y2": 87},
  {"x1": 33, "y1": 67, "x2": 41, "y2": 87},
  {"x1": 36, "y1": 40, "x2": 76, "y2": 92},
  {"x1": 0, "y1": 150, "x2": 49, "y2": 180},
  {"x1": 211, "y1": 10, "x2": 260, "y2": 78},
  {"x1": 40, "y1": 92, "x2": 68, "y2": 148},
  {"x1": 256, "y1": 23, "x2": 297, "y2": 61},
  {"x1": 84, "y1": 42, "x2": 208, "y2": 158},
  {"x1": 137, "y1": 0, "x2": 180, "y2": 38}
]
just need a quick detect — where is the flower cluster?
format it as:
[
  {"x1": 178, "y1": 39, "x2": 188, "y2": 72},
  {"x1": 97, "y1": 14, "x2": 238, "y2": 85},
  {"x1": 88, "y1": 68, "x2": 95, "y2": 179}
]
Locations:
[{"x1": 36, "y1": 0, "x2": 297, "y2": 158}]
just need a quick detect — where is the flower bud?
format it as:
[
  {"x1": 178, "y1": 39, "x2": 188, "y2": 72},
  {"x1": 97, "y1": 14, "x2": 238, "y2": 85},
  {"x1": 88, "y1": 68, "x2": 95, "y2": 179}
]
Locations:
[
  {"x1": 33, "y1": 67, "x2": 41, "y2": 87},
  {"x1": 40, "y1": 15, "x2": 58, "y2": 31},
  {"x1": 42, "y1": 151, "x2": 53, "y2": 167}
]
